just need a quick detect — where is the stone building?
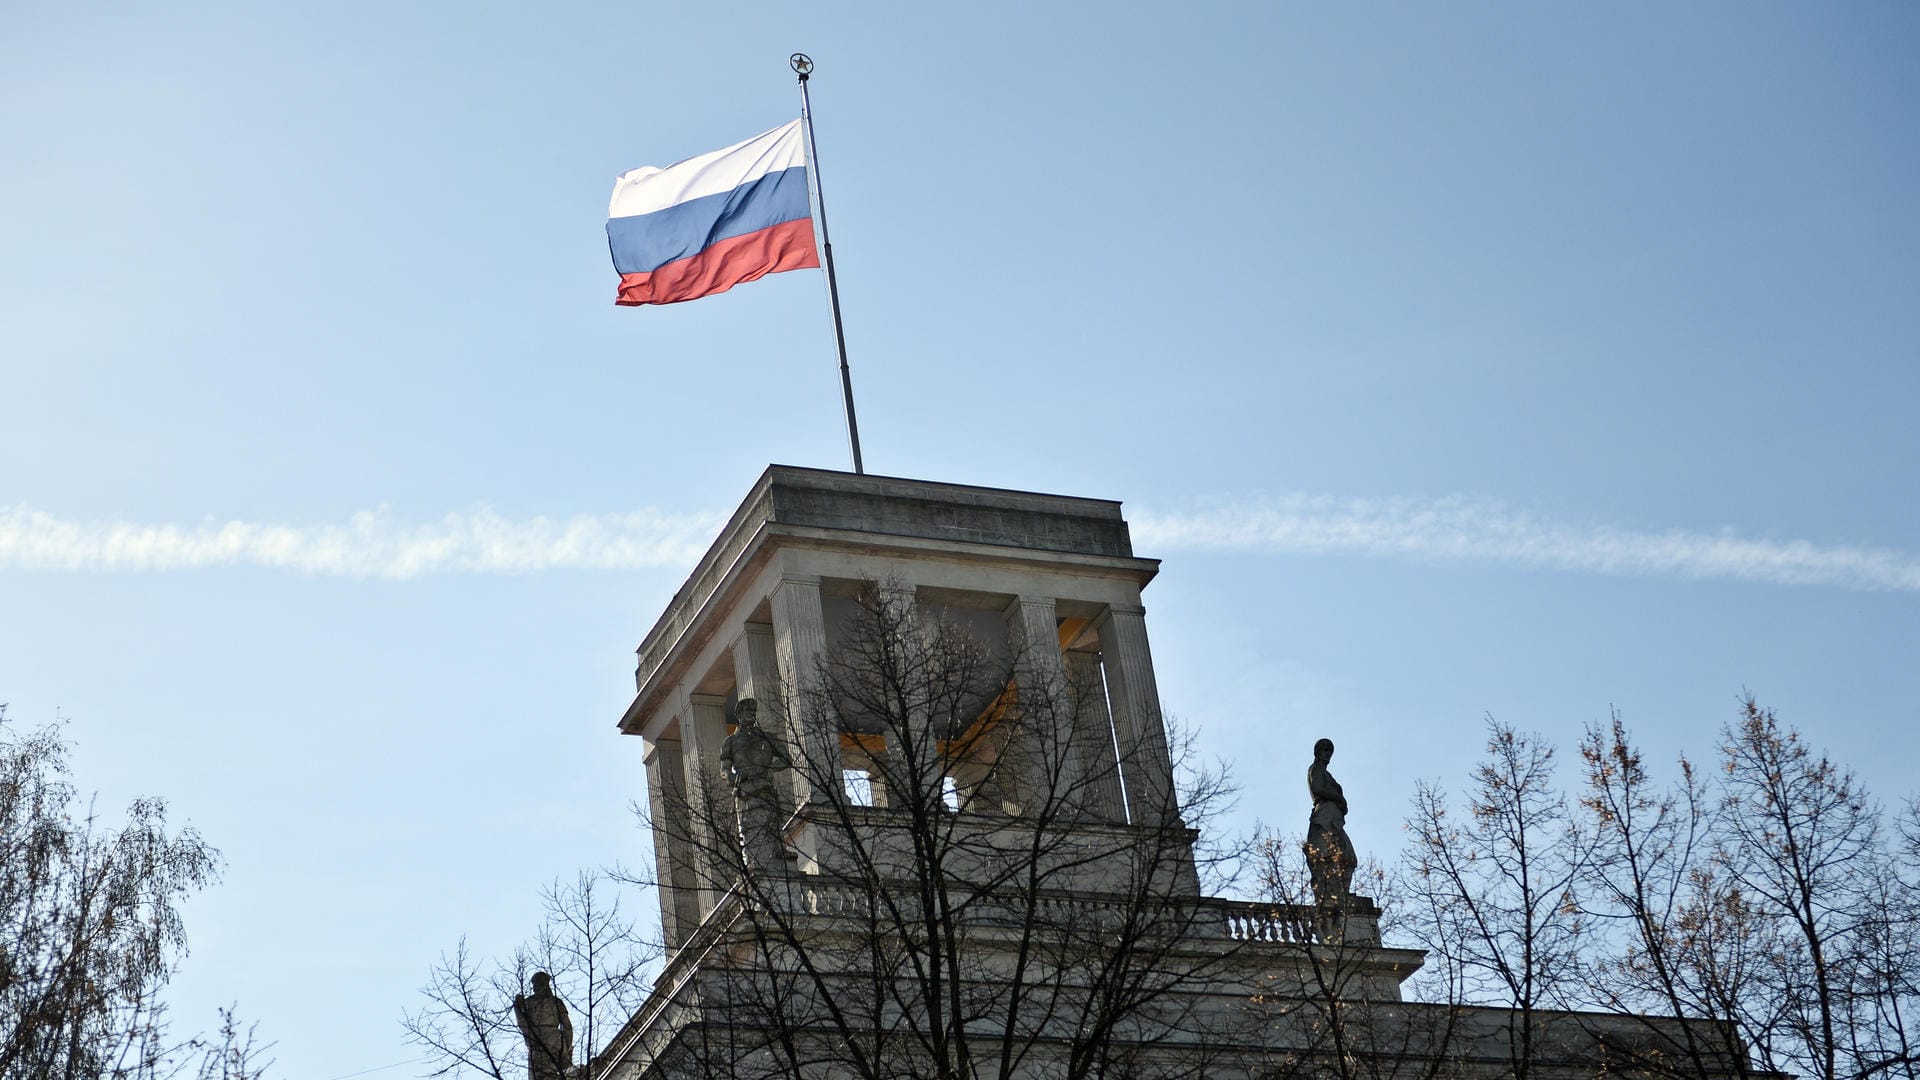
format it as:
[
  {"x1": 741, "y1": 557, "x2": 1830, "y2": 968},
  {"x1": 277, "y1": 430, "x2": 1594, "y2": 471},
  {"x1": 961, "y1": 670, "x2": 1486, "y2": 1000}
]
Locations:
[{"x1": 587, "y1": 467, "x2": 1756, "y2": 1080}]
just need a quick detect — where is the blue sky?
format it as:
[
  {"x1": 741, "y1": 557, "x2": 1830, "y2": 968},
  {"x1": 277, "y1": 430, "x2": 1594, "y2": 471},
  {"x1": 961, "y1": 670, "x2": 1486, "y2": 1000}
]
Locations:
[{"x1": 3, "y1": 3, "x2": 1916, "y2": 1076}]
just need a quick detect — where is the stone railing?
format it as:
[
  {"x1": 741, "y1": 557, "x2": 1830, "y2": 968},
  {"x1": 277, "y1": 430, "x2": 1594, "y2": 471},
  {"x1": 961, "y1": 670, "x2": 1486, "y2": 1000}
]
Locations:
[
  {"x1": 1212, "y1": 898, "x2": 1318, "y2": 943},
  {"x1": 690, "y1": 878, "x2": 1331, "y2": 945},
  {"x1": 787, "y1": 880, "x2": 1141, "y2": 927}
]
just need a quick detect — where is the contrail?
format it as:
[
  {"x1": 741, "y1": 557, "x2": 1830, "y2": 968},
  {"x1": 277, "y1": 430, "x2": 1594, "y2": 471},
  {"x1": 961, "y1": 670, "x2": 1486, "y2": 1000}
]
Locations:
[
  {"x1": 1, "y1": 497, "x2": 1915, "y2": 593},
  {"x1": 0, "y1": 506, "x2": 728, "y2": 580},
  {"x1": 1129, "y1": 494, "x2": 1920, "y2": 594}
]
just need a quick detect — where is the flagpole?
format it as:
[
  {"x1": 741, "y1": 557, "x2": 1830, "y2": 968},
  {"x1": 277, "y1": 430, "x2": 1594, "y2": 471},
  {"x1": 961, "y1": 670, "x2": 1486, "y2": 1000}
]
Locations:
[{"x1": 791, "y1": 52, "x2": 865, "y2": 476}]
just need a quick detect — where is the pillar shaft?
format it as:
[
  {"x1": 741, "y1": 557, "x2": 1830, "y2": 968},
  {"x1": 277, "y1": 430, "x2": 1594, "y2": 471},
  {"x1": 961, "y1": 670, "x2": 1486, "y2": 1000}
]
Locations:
[
  {"x1": 643, "y1": 737, "x2": 702, "y2": 947},
  {"x1": 770, "y1": 576, "x2": 838, "y2": 806},
  {"x1": 683, "y1": 693, "x2": 732, "y2": 909},
  {"x1": 731, "y1": 622, "x2": 779, "y2": 702},
  {"x1": 1097, "y1": 605, "x2": 1178, "y2": 826},
  {"x1": 1065, "y1": 650, "x2": 1127, "y2": 822},
  {"x1": 865, "y1": 582, "x2": 927, "y2": 811},
  {"x1": 1005, "y1": 595, "x2": 1082, "y2": 815}
]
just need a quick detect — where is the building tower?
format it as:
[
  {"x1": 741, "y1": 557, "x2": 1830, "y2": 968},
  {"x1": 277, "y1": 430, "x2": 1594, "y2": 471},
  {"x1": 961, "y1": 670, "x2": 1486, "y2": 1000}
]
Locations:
[
  {"x1": 590, "y1": 467, "x2": 1747, "y2": 1080},
  {"x1": 593, "y1": 467, "x2": 1414, "y2": 1079}
]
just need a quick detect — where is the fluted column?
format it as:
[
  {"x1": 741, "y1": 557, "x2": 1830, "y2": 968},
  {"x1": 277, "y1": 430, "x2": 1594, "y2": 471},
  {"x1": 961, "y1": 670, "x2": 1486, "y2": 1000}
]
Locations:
[
  {"x1": 731, "y1": 622, "x2": 780, "y2": 702},
  {"x1": 643, "y1": 737, "x2": 702, "y2": 948},
  {"x1": 868, "y1": 582, "x2": 923, "y2": 811},
  {"x1": 1004, "y1": 595, "x2": 1082, "y2": 815},
  {"x1": 683, "y1": 693, "x2": 731, "y2": 909},
  {"x1": 1065, "y1": 650, "x2": 1127, "y2": 822},
  {"x1": 1096, "y1": 604, "x2": 1179, "y2": 826},
  {"x1": 770, "y1": 575, "x2": 838, "y2": 806}
]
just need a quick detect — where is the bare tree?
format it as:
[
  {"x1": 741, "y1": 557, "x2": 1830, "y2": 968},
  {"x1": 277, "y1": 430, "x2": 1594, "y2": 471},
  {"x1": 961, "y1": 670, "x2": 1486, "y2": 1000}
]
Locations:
[
  {"x1": 1572, "y1": 713, "x2": 1756, "y2": 1080},
  {"x1": 188, "y1": 1008, "x2": 277, "y2": 1080},
  {"x1": 1710, "y1": 696, "x2": 1916, "y2": 1080},
  {"x1": 1237, "y1": 699, "x2": 1920, "y2": 1080},
  {"x1": 1419, "y1": 700, "x2": 1920, "y2": 1080},
  {"x1": 406, "y1": 870, "x2": 657, "y2": 1079},
  {"x1": 606, "y1": 582, "x2": 1253, "y2": 1080},
  {"x1": 1401, "y1": 718, "x2": 1591, "y2": 1080}
]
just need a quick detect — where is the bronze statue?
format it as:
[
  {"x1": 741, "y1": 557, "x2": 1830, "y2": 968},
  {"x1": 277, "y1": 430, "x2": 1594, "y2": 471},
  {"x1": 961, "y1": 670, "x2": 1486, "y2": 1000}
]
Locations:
[
  {"x1": 514, "y1": 971, "x2": 573, "y2": 1080},
  {"x1": 719, "y1": 698, "x2": 795, "y2": 873},
  {"x1": 1304, "y1": 738, "x2": 1356, "y2": 907}
]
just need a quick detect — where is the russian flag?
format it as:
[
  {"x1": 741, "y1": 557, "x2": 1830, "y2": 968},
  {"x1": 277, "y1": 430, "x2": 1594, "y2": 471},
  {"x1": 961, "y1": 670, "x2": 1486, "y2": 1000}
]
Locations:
[{"x1": 607, "y1": 120, "x2": 821, "y2": 307}]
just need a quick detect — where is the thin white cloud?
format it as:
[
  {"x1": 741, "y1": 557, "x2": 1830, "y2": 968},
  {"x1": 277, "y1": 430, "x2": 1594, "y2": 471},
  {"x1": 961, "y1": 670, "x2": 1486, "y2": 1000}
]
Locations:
[
  {"x1": 0, "y1": 506, "x2": 727, "y2": 580},
  {"x1": 2, "y1": 497, "x2": 1914, "y2": 593},
  {"x1": 1131, "y1": 494, "x2": 1920, "y2": 594}
]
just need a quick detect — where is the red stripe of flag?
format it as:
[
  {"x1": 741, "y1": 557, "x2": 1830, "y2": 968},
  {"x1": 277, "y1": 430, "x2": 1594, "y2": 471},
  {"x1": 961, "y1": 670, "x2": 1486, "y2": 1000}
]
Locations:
[{"x1": 615, "y1": 218, "x2": 820, "y2": 307}]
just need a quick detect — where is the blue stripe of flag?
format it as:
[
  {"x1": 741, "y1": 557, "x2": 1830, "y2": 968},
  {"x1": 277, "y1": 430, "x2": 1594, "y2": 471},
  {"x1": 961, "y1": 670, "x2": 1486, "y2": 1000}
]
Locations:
[{"x1": 607, "y1": 166, "x2": 812, "y2": 276}]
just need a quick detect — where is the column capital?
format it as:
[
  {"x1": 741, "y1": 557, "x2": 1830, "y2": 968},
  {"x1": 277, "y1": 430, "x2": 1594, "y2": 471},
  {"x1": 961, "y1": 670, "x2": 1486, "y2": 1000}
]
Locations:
[
  {"x1": 871, "y1": 581, "x2": 917, "y2": 621},
  {"x1": 641, "y1": 736, "x2": 675, "y2": 765},
  {"x1": 688, "y1": 692, "x2": 729, "y2": 709},
  {"x1": 1003, "y1": 594, "x2": 1058, "y2": 619}
]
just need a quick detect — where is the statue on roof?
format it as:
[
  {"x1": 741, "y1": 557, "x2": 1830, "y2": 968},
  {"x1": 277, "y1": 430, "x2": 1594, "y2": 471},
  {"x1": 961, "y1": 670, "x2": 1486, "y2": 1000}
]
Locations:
[
  {"x1": 1304, "y1": 737, "x2": 1357, "y2": 908},
  {"x1": 514, "y1": 971, "x2": 573, "y2": 1080}
]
